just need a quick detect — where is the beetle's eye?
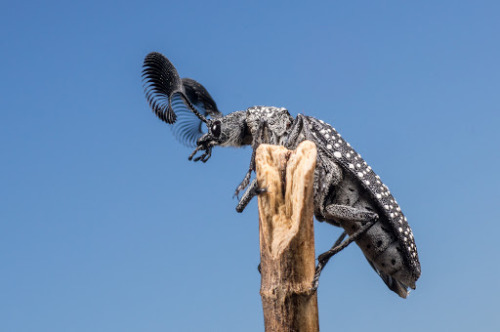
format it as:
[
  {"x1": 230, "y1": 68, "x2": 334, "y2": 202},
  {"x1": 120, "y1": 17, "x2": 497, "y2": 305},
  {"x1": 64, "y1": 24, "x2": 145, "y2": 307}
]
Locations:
[{"x1": 212, "y1": 120, "x2": 221, "y2": 138}]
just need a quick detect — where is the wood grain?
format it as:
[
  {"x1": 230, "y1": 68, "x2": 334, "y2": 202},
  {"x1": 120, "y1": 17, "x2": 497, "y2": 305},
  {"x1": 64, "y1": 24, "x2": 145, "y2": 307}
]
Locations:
[{"x1": 256, "y1": 141, "x2": 319, "y2": 332}]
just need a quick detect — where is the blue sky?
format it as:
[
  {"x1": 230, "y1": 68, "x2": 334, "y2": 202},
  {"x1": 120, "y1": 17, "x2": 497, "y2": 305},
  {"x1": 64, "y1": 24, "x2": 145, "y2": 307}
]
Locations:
[{"x1": 1, "y1": 1, "x2": 499, "y2": 331}]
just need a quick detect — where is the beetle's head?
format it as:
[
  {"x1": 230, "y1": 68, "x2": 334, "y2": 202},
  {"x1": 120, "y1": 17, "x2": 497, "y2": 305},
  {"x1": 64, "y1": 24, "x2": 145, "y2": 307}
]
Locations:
[{"x1": 188, "y1": 111, "x2": 249, "y2": 162}]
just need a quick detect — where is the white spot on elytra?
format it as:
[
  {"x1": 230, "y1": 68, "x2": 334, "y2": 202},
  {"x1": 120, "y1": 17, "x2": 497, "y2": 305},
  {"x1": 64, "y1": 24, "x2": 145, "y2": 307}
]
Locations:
[
  {"x1": 357, "y1": 172, "x2": 364, "y2": 178},
  {"x1": 334, "y1": 151, "x2": 341, "y2": 158},
  {"x1": 326, "y1": 144, "x2": 332, "y2": 149}
]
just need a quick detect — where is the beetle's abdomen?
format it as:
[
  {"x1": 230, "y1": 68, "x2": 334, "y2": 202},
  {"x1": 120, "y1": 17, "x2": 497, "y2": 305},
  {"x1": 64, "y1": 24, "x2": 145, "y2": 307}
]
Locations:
[{"x1": 298, "y1": 114, "x2": 420, "y2": 296}]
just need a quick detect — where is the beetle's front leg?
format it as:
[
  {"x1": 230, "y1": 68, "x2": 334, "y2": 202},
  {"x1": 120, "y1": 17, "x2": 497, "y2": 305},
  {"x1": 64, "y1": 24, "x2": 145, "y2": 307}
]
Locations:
[
  {"x1": 194, "y1": 146, "x2": 212, "y2": 163},
  {"x1": 234, "y1": 120, "x2": 271, "y2": 198},
  {"x1": 234, "y1": 146, "x2": 257, "y2": 198},
  {"x1": 188, "y1": 145, "x2": 203, "y2": 160},
  {"x1": 188, "y1": 141, "x2": 213, "y2": 163}
]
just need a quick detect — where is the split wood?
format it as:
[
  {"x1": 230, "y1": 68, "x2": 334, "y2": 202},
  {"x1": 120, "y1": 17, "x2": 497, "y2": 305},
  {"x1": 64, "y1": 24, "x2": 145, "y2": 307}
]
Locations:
[{"x1": 256, "y1": 141, "x2": 319, "y2": 332}]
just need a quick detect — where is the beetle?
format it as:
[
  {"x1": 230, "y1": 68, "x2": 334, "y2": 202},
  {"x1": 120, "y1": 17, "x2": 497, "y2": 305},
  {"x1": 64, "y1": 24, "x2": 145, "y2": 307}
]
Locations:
[{"x1": 142, "y1": 52, "x2": 421, "y2": 298}]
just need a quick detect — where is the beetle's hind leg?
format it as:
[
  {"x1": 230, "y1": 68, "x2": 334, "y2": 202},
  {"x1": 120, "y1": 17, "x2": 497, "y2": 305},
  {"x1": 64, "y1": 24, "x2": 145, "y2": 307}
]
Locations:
[{"x1": 312, "y1": 205, "x2": 379, "y2": 290}]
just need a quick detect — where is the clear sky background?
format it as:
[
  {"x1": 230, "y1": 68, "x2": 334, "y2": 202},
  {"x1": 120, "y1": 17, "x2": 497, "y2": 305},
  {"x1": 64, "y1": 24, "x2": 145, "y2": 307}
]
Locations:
[{"x1": 1, "y1": 1, "x2": 499, "y2": 331}]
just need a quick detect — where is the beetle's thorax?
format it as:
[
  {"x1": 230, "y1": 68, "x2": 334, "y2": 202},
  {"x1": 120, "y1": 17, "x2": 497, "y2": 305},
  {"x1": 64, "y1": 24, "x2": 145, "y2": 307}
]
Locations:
[{"x1": 245, "y1": 106, "x2": 294, "y2": 146}]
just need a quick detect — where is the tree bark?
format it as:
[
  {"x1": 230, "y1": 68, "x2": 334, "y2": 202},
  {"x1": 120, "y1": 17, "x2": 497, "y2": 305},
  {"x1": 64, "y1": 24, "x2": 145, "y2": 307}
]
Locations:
[{"x1": 256, "y1": 141, "x2": 319, "y2": 332}]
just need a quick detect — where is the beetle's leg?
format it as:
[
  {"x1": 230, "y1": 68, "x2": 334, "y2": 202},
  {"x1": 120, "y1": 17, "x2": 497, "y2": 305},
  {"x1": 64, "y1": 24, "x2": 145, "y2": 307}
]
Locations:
[
  {"x1": 188, "y1": 137, "x2": 213, "y2": 163},
  {"x1": 316, "y1": 231, "x2": 347, "y2": 273},
  {"x1": 234, "y1": 121, "x2": 270, "y2": 198},
  {"x1": 194, "y1": 146, "x2": 212, "y2": 163},
  {"x1": 312, "y1": 205, "x2": 379, "y2": 290},
  {"x1": 324, "y1": 205, "x2": 379, "y2": 225},
  {"x1": 284, "y1": 114, "x2": 304, "y2": 149},
  {"x1": 188, "y1": 145, "x2": 204, "y2": 161},
  {"x1": 235, "y1": 178, "x2": 267, "y2": 213},
  {"x1": 234, "y1": 148, "x2": 258, "y2": 198}
]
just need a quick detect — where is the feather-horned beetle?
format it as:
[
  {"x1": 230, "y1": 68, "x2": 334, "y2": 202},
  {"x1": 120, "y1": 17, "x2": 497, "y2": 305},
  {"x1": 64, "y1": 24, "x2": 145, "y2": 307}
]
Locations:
[{"x1": 142, "y1": 52, "x2": 421, "y2": 298}]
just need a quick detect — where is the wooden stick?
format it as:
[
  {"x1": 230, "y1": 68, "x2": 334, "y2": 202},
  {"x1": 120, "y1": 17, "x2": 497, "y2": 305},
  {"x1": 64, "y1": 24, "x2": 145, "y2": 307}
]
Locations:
[{"x1": 256, "y1": 141, "x2": 319, "y2": 332}]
